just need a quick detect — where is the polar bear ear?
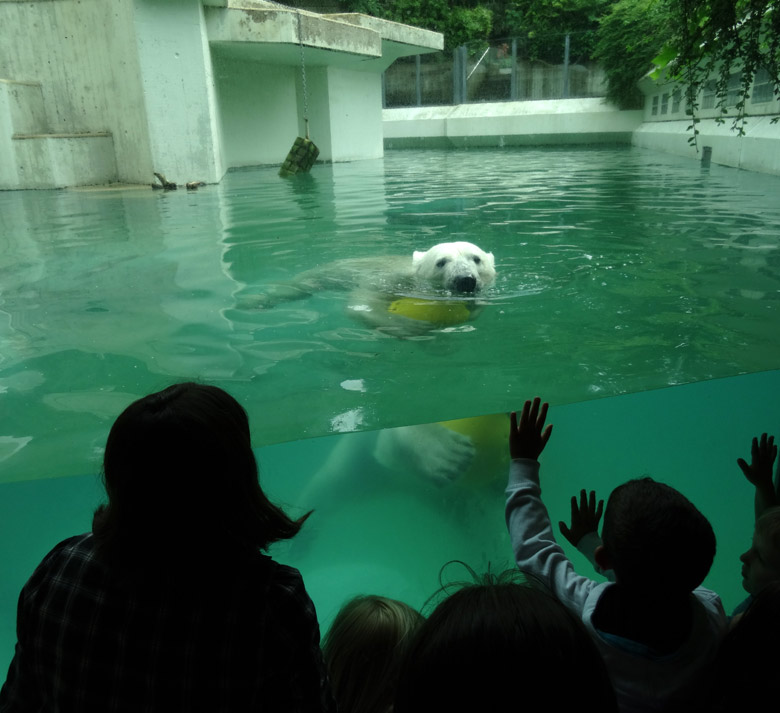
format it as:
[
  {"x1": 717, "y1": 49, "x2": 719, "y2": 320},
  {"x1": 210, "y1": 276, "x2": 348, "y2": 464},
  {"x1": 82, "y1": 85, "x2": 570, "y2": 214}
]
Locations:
[
  {"x1": 412, "y1": 250, "x2": 427, "y2": 265},
  {"x1": 482, "y1": 251, "x2": 495, "y2": 270}
]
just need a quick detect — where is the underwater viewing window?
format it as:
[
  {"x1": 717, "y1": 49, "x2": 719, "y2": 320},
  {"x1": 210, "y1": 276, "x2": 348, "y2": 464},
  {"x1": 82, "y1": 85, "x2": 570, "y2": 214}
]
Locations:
[
  {"x1": 1, "y1": 0, "x2": 780, "y2": 689},
  {"x1": 2, "y1": 146, "x2": 780, "y2": 676}
]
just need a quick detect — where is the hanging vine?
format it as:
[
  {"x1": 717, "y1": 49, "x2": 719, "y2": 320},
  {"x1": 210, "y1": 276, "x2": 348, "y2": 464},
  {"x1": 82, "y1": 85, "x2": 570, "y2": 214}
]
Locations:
[{"x1": 655, "y1": 0, "x2": 780, "y2": 148}]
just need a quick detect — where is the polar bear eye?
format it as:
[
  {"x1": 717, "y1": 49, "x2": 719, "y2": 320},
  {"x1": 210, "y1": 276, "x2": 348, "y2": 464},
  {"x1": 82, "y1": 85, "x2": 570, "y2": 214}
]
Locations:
[
  {"x1": 472, "y1": 255, "x2": 482, "y2": 265},
  {"x1": 435, "y1": 258, "x2": 449, "y2": 268}
]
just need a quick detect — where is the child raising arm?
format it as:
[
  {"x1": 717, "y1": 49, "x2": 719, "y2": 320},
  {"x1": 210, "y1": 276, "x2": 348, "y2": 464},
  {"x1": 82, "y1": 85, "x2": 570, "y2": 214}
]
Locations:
[
  {"x1": 506, "y1": 398, "x2": 604, "y2": 612},
  {"x1": 506, "y1": 397, "x2": 726, "y2": 713},
  {"x1": 737, "y1": 432, "x2": 778, "y2": 520}
]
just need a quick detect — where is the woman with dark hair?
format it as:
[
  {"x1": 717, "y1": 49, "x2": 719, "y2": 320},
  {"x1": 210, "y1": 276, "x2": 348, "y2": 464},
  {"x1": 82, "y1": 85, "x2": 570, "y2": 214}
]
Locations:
[
  {"x1": 394, "y1": 564, "x2": 617, "y2": 713},
  {"x1": 0, "y1": 383, "x2": 335, "y2": 712}
]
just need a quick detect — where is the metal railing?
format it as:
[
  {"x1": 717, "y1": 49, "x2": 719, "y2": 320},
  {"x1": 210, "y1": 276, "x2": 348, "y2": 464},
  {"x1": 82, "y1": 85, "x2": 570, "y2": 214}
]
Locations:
[{"x1": 383, "y1": 34, "x2": 607, "y2": 108}]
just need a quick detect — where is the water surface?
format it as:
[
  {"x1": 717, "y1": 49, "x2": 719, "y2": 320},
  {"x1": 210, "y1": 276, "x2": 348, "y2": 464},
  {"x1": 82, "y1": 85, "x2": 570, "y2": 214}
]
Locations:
[{"x1": 2, "y1": 146, "x2": 778, "y2": 483}]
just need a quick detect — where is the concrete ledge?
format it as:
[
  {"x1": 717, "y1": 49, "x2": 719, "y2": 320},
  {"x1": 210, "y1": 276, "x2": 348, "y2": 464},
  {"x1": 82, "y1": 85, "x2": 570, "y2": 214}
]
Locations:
[
  {"x1": 0, "y1": 78, "x2": 42, "y2": 87},
  {"x1": 323, "y1": 13, "x2": 443, "y2": 52},
  {"x1": 632, "y1": 115, "x2": 780, "y2": 175},
  {"x1": 13, "y1": 131, "x2": 111, "y2": 139},
  {"x1": 206, "y1": 6, "x2": 382, "y2": 59},
  {"x1": 384, "y1": 99, "x2": 644, "y2": 148},
  {"x1": 385, "y1": 133, "x2": 637, "y2": 149}
]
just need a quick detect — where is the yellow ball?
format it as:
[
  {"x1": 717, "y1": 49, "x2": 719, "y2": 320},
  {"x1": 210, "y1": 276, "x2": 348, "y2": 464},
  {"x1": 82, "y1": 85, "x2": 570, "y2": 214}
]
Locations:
[
  {"x1": 439, "y1": 413, "x2": 509, "y2": 487},
  {"x1": 388, "y1": 298, "x2": 470, "y2": 325}
]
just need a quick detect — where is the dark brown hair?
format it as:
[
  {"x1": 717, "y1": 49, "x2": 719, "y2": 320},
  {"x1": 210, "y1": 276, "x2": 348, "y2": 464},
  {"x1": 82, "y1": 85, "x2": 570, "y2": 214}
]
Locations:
[
  {"x1": 92, "y1": 382, "x2": 310, "y2": 562},
  {"x1": 394, "y1": 565, "x2": 617, "y2": 713}
]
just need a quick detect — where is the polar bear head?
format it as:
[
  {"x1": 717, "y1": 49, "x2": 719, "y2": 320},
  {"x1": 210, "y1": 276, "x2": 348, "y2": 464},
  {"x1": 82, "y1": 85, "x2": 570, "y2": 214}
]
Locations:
[{"x1": 411, "y1": 241, "x2": 496, "y2": 294}]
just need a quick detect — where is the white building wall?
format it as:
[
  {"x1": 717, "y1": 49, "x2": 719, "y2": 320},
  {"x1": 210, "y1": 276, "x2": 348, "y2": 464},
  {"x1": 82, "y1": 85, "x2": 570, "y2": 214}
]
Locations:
[
  {"x1": 214, "y1": 55, "x2": 299, "y2": 168},
  {"x1": 0, "y1": 83, "x2": 20, "y2": 188},
  {"x1": 0, "y1": 1, "x2": 442, "y2": 187},
  {"x1": 132, "y1": 0, "x2": 225, "y2": 184},
  {"x1": 634, "y1": 72, "x2": 780, "y2": 175},
  {"x1": 0, "y1": 0, "x2": 153, "y2": 184},
  {"x1": 326, "y1": 67, "x2": 383, "y2": 161},
  {"x1": 633, "y1": 116, "x2": 780, "y2": 175}
]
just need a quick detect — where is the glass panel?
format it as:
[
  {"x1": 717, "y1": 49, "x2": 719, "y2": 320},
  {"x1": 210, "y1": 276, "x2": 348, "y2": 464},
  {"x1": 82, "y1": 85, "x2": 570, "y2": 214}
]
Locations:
[
  {"x1": 751, "y1": 67, "x2": 773, "y2": 104},
  {"x1": 2, "y1": 370, "x2": 775, "y2": 674},
  {"x1": 702, "y1": 79, "x2": 717, "y2": 109}
]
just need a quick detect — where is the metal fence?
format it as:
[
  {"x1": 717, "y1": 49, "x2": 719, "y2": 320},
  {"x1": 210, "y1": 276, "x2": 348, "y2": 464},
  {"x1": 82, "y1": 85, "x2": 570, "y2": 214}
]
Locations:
[{"x1": 382, "y1": 34, "x2": 607, "y2": 108}]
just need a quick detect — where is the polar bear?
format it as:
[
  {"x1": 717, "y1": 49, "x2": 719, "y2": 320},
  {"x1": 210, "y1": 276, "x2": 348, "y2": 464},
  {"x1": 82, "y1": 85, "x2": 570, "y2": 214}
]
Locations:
[
  {"x1": 408, "y1": 240, "x2": 496, "y2": 294},
  {"x1": 244, "y1": 241, "x2": 496, "y2": 335}
]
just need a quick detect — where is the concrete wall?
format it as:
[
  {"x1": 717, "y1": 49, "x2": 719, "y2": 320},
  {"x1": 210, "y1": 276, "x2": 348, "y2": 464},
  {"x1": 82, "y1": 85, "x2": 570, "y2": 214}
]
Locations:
[
  {"x1": 0, "y1": 0, "x2": 153, "y2": 185},
  {"x1": 132, "y1": 0, "x2": 225, "y2": 184},
  {"x1": 326, "y1": 67, "x2": 383, "y2": 161},
  {"x1": 633, "y1": 70, "x2": 780, "y2": 175},
  {"x1": 633, "y1": 116, "x2": 780, "y2": 175},
  {"x1": 0, "y1": 0, "x2": 227, "y2": 186},
  {"x1": 214, "y1": 54, "x2": 299, "y2": 168},
  {"x1": 12, "y1": 134, "x2": 117, "y2": 189},
  {"x1": 2, "y1": 0, "x2": 441, "y2": 188},
  {"x1": 383, "y1": 98, "x2": 644, "y2": 148},
  {"x1": 0, "y1": 81, "x2": 33, "y2": 187},
  {"x1": 212, "y1": 59, "x2": 382, "y2": 168},
  {"x1": 382, "y1": 91, "x2": 780, "y2": 177}
]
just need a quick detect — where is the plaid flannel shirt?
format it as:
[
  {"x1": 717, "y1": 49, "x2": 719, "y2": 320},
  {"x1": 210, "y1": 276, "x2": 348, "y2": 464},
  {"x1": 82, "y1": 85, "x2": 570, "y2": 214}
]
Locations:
[{"x1": 0, "y1": 533, "x2": 335, "y2": 713}]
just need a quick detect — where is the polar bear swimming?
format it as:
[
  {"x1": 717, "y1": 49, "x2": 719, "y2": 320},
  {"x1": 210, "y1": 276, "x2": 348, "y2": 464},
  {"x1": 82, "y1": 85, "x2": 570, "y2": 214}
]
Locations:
[{"x1": 246, "y1": 241, "x2": 496, "y2": 335}]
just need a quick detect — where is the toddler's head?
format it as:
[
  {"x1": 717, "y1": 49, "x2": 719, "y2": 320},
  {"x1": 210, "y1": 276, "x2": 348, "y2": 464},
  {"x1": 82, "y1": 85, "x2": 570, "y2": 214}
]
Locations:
[
  {"x1": 323, "y1": 595, "x2": 423, "y2": 713},
  {"x1": 740, "y1": 506, "x2": 780, "y2": 595}
]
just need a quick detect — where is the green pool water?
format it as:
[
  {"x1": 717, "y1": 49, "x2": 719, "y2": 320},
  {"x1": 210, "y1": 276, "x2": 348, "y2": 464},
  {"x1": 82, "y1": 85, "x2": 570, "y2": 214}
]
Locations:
[{"x1": 1, "y1": 146, "x2": 779, "y2": 674}]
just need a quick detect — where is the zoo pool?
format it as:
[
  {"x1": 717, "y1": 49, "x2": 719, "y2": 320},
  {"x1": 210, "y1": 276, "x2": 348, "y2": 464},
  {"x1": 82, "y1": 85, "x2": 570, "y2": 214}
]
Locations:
[{"x1": 1, "y1": 146, "x2": 779, "y2": 673}]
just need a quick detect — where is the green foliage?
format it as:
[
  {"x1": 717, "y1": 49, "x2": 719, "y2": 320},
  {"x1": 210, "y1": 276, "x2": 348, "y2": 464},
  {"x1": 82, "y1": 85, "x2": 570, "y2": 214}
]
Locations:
[
  {"x1": 447, "y1": 5, "x2": 494, "y2": 49},
  {"x1": 333, "y1": 0, "x2": 780, "y2": 139},
  {"x1": 595, "y1": 0, "x2": 671, "y2": 109},
  {"x1": 494, "y1": 0, "x2": 608, "y2": 61},
  {"x1": 657, "y1": 0, "x2": 780, "y2": 145},
  {"x1": 337, "y1": 0, "x2": 493, "y2": 49}
]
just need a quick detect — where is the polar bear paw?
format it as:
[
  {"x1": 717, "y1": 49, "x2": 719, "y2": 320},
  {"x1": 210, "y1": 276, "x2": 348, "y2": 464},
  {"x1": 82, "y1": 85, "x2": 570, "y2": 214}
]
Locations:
[{"x1": 374, "y1": 422, "x2": 476, "y2": 486}]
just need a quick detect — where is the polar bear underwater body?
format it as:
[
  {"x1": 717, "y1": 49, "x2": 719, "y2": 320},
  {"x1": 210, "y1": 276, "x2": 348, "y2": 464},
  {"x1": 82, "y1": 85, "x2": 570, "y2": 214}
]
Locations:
[{"x1": 248, "y1": 241, "x2": 497, "y2": 335}]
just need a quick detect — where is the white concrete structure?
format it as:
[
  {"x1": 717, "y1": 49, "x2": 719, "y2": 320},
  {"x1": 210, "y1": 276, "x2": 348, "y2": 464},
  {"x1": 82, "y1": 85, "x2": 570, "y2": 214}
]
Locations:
[
  {"x1": 0, "y1": 0, "x2": 442, "y2": 190},
  {"x1": 633, "y1": 70, "x2": 780, "y2": 175},
  {"x1": 383, "y1": 98, "x2": 644, "y2": 148},
  {"x1": 382, "y1": 72, "x2": 779, "y2": 177}
]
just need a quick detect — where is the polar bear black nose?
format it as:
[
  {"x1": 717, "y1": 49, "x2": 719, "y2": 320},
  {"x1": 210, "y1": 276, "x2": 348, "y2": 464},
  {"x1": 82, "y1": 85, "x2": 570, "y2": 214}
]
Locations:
[{"x1": 452, "y1": 275, "x2": 477, "y2": 293}]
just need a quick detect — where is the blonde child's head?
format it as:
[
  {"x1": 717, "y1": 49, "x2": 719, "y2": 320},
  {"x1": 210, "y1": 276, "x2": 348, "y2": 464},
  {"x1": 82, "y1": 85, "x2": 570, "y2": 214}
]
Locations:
[
  {"x1": 322, "y1": 595, "x2": 423, "y2": 713},
  {"x1": 740, "y1": 506, "x2": 780, "y2": 595}
]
